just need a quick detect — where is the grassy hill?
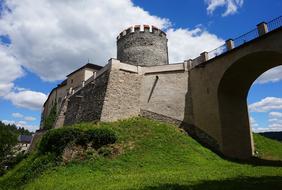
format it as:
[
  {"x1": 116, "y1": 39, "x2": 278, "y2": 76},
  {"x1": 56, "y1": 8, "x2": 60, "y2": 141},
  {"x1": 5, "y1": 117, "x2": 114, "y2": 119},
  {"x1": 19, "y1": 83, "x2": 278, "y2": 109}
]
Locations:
[{"x1": 1, "y1": 117, "x2": 282, "y2": 190}]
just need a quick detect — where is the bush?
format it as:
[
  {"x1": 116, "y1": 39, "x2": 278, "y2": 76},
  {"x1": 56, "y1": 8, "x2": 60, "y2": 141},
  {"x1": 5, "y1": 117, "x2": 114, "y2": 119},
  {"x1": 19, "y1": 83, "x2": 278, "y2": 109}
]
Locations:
[
  {"x1": 38, "y1": 127, "x2": 117, "y2": 156},
  {"x1": 84, "y1": 128, "x2": 117, "y2": 149},
  {"x1": 38, "y1": 128, "x2": 82, "y2": 155}
]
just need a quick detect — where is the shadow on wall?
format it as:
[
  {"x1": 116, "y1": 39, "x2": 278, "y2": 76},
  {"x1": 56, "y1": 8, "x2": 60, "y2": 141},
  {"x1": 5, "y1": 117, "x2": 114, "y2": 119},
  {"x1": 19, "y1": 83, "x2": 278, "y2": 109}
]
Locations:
[{"x1": 139, "y1": 176, "x2": 282, "y2": 190}]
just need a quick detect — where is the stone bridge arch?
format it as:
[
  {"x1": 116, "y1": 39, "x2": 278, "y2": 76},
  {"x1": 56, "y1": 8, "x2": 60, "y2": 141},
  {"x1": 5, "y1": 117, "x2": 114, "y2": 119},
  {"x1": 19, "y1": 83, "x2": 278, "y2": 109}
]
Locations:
[
  {"x1": 186, "y1": 28, "x2": 282, "y2": 159},
  {"x1": 218, "y1": 51, "x2": 282, "y2": 159}
]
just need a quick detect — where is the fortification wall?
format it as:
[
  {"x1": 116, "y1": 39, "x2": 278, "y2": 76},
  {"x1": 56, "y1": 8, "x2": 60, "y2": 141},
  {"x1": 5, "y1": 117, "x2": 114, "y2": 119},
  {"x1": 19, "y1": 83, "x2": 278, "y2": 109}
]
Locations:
[
  {"x1": 139, "y1": 63, "x2": 188, "y2": 122},
  {"x1": 100, "y1": 60, "x2": 142, "y2": 121},
  {"x1": 64, "y1": 70, "x2": 110, "y2": 126}
]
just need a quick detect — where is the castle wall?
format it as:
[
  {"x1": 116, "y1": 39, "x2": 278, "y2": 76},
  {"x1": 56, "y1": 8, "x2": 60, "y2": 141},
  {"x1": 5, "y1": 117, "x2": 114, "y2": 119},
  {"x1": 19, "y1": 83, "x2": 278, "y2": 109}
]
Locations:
[
  {"x1": 67, "y1": 69, "x2": 85, "y2": 92},
  {"x1": 140, "y1": 64, "x2": 188, "y2": 122},
  {"x1": 64, "y1": 70, "x2": 110, "y2": 126},
  {"x1": 100, "y1": 60, "x2": 142, "y2": 121}
]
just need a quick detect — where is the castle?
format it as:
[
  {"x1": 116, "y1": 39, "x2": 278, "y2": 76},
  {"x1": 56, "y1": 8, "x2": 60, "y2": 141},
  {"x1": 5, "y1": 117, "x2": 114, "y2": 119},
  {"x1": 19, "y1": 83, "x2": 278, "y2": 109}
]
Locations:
[
  {"x1": 39, "y1": 20, "x2": 282, "y2": 160},
  {"x1": 41, "y1": 25, "x2": 190, "y2": 129}
]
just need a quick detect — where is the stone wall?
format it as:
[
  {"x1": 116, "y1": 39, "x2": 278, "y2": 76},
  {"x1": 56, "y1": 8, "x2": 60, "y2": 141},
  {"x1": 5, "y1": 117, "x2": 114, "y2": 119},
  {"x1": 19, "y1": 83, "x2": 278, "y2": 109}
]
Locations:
[
  {"x1": 140, "y1": 69, "x2": 188, "y2": 121},
  {"x1": 117, "y1": 25, "x2": 168, "y2": 66},
  {"x1": 100, "y1": 63, "x2": 142, "y2": 121},
  {"x1": 64, "y1": 70, "x2": 110, "y2": 126}
]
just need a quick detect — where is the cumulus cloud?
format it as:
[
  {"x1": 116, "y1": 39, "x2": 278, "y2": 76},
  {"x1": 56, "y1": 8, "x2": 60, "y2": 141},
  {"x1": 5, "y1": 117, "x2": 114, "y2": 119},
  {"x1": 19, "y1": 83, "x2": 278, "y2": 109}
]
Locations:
[
  {"x1": 255, "y1": 66, "x2": 282, "y2": 84},
  {"x1": 2, "y1": 119, "x2": 37, "y2": 132},
  {"x1": 205, "y1": 0, "x2": 244, "y2": 16},
  {"x1": 0, "y1": 0, "x2": 222, "y2": 82},
  {"x1": 24, "y1": 116, "x2": 36, "y2": 122},
  {"x1": 4, "y1": 90, "x2": 47, "y2": 110},
  {"x1": 249, "y1": 116, "x2": 259, "y2": 128},
  {"x1": 248, "y1": 97, "x2": 282, "y2": 112},
  {"x1": 269, "y1": 112, "x2": 282, "y2": 118},
  {"x1": 167, "y1": 28, "x2": 223, "y2": 63},
  {"x1": 12, "y1": 112, "x2": 24, "y2": 118},
  {"x1": 11, "y1": 112, "x2": 36, "y2": 121},
  {"x1": 0, "y1": 0, "x2": 224, "y2": 114},
  {"x1": 0, "y1": 46, "x2": 23, "y2": 96},
  {"x1": 252, "y1": 112, "x2": 282, "y2": 133},
  {"x1": 0, "y1": 0, "x2": 169, "y2": 81}
]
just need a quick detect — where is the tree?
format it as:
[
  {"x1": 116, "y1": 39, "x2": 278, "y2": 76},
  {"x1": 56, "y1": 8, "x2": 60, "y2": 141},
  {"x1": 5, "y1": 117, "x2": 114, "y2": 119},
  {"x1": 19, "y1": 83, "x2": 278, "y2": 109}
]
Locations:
[{"x1": 0, "y1": 121, "x2": 32, "y2": 175}]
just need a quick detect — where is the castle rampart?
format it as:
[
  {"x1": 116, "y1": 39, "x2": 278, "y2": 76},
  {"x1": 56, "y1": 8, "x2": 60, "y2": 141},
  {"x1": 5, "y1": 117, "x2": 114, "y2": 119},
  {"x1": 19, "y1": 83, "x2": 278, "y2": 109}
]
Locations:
[{"x1": 117, "y1": 25, "x2": 168, "y2": 66}]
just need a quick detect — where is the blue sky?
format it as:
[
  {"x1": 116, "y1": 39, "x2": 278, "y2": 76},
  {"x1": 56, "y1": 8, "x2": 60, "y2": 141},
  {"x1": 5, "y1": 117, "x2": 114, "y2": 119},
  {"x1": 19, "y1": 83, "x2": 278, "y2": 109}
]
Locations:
[{"x1": 0, "y1": 0, "x2": 281, "y2": 132}]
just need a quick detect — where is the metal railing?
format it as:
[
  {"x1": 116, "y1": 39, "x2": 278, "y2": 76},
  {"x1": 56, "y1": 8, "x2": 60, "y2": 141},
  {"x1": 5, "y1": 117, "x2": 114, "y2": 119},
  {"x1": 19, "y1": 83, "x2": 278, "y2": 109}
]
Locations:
[
  {"x1": 267, "y1": 16, "x2": 282, "y2": 32},
  {"x1": 208, "y1": 44, "x2": 228, "y2": 60},
  {"x1": 233, "y1": 28, "x2": 259, "y2": 48},
  {"x1": 190, "y1": 15, "x2": 281, "y2": 68}
]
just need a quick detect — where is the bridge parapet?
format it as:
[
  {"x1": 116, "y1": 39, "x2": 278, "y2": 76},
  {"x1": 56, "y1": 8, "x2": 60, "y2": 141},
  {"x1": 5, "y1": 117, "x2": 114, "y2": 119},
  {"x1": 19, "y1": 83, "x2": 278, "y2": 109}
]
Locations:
[{"x1": 188, "y1": 15, "x2": 282, "y2": 69}]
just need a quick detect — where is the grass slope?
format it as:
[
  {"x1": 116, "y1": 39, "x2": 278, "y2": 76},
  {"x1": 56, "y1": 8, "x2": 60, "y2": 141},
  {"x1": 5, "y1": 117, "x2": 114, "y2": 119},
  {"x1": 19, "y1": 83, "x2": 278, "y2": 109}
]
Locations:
[{"x1": 1, "y1": 117, "x2": 282, "y2": 190}]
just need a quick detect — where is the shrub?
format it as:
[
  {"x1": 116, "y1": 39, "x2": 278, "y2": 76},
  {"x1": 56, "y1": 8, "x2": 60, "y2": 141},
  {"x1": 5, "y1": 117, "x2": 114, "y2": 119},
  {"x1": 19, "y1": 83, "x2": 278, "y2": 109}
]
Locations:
[
  {"x1": 84, "y1": 128, "x2": 117, "y2": 149},
  {"x1": 38, "y1": 127, "x2": 117, "y2": 156},
  {"x1": 38, "y1": 128, "x2": 82, "y2": 155}
]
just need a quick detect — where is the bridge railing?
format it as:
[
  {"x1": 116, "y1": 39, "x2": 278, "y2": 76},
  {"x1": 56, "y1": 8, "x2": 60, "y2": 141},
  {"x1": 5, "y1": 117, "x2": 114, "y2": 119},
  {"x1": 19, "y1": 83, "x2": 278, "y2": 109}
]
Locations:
[
  {"x1": 267, "y1": 16, "x2": 282, "y2": 32},
  {"x1": 188, "y1": 15, "x2": 281, "y2": 69},
  {"x1": 233, "y1": 28, "x2": 258, "y2": 48},
  {"x1": 208, "y1": 44, "x2": 228, "y2": 60}
]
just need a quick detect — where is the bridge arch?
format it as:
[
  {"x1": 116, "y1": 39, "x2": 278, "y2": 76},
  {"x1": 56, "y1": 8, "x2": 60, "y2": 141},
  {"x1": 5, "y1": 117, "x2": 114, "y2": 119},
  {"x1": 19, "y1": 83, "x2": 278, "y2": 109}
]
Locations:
[{"x1": 217, "y1": 51, "x2": 282, "y2": 159}]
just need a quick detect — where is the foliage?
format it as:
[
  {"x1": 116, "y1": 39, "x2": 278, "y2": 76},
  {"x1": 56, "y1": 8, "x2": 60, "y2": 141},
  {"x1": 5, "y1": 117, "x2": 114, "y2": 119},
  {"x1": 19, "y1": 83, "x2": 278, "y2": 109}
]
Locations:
[
  {"x1": 0, "y1": 121, "x2": 32, "y2": 176},
  {"x1": 43, "y1": 103, "x2": 57, "y2": 130},
  {"x1": 38, "y1": 127, "x2": 117, "y2": 156},
  {"x1": 1, "y1": 118, "x2": 282, "y2": 190},
  {"x1": 84, "y1": 128, "x2": 117, "y2": 149},
  {"x1": 0, "y1": 153, "x2": 56, "y2": 189}
]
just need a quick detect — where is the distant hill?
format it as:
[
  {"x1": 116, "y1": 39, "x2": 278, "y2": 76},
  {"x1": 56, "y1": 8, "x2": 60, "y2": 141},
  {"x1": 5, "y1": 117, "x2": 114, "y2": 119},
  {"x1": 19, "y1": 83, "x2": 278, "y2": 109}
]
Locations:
[{"x1": 259, "y1": 131, "x2": 282, "y2": 141}]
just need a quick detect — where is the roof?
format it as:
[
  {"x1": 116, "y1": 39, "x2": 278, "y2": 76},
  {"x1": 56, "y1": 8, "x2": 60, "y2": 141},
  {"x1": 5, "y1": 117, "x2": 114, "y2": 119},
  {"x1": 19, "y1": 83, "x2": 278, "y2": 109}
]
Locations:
[
  {"x1": 66, "y1": 63, "x2": 103, "y2": 77},
  {"x1": 18, "y1": 135, "x2": 32, "y2": 143}
]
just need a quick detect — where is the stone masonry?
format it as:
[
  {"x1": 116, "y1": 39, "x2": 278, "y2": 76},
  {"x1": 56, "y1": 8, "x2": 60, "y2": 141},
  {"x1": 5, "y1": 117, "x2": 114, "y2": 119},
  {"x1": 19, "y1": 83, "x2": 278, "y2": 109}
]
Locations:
[{"x1": 39, "y1": 22, "x2": 282, "y2": 160}]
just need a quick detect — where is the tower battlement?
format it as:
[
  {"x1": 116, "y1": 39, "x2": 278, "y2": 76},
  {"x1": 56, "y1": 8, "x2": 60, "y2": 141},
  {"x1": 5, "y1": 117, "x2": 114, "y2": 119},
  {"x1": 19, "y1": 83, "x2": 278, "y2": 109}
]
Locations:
[
  {"x1": 117, "y1": 24, "x2": 169, "y2": 66},
  {"x1": 117, "y1": 25, "x2": 167, "y2": 41}
]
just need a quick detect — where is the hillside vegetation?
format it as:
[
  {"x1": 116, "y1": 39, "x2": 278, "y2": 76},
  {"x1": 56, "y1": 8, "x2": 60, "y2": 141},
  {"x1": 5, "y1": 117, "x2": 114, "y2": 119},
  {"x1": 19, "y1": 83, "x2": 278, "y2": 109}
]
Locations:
[{"x1": 1, "y1": 117, "x2": 282, "y2": 190}]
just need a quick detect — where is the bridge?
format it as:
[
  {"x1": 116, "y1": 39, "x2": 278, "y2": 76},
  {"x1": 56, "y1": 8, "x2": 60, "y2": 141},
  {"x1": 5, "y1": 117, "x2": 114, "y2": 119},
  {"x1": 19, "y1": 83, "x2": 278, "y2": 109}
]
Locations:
[{"x1": 185, "y1": 16, "x2": 282, "y2": 159}]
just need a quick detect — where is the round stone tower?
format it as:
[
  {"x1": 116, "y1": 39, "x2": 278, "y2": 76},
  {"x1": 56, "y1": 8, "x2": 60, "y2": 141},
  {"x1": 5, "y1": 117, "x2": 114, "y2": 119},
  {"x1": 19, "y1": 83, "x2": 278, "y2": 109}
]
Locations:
[{"x1": 117, "y1": 25, "x2": 169, "y2": 66}]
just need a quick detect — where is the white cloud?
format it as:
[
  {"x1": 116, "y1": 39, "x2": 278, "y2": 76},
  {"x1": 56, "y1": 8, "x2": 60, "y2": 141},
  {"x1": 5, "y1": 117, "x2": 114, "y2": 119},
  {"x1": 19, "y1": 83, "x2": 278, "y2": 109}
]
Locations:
[
  {"x1": 4, "y1": 90, "x2": 47, "y2": 110},
  {"x1": 0, "y1": 0, "x2": 223, "y2": 82},
  {"x1": 0, "y1": 46, "x2": 23, "y2": 96},
  {"x1": 167, "y1": 28, "x2": 224, "y2": 63},
  {"x1": 12, "y1": 112, "x2": 36, "y2": 121},
  {"x1": 2, "y1": 119, "x2": 38, "y2": 132},
  {"x1": 0, "y1": 0, "x2": 169, "y2": 81},
  {"x1": 253, "y1": 111, "x2": 282, "y2": 132},
  {"x1": 248, "y1": 97, "x2": 282, "y2": 112},
  {"x1": 0, "y1": 0, "x2": 224, "y2": 114},
  {"x1": 269, "y1": 112, "x2": 282, "y2": 118},
  {"x1": 205, "y1": 0, "x2": 244, "y2": 16},
  {"x1": 0, "y1": 83, "x2": 14, "y2": 97},
  {"x1": 12, "y1": 112, "x2": 24, "y2": 118},
  {"x1": 255, "y1": 66, "x2": 282, "y2": 84},
  {"x1": 24, "y1": 116, "x2": 36, "y2": 122},
  {"x1": 249, "y1": 116, "x2": 259, "y2": 128}
]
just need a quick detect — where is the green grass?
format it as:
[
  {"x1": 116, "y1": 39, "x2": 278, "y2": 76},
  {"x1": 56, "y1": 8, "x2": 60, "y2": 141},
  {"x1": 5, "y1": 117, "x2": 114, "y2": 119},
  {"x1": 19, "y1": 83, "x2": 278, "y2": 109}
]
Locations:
[{"x1": 1, "y1": 117, "x2": 282, "y2": 190}]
